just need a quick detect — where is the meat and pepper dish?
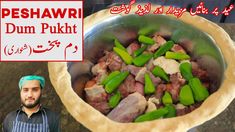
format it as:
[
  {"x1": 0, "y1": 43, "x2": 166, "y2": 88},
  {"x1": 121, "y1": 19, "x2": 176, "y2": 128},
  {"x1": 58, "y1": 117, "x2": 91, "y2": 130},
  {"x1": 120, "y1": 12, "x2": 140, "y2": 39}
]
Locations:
[{"x1": 83, "y1": 32, "x2": 210, "y2": 123}]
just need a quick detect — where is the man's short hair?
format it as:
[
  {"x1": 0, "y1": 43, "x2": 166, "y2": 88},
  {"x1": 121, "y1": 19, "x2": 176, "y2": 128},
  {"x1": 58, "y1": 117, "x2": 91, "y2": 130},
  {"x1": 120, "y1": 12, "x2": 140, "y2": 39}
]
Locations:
[{"x1": 19, "y1": 75, "x2": 45, "y2": 90}]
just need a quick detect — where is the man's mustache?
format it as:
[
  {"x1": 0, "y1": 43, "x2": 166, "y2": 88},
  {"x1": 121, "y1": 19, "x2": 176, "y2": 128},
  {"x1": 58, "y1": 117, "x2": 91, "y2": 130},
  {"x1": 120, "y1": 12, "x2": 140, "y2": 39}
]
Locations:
[{"x1": 25, "y1": 98, "x2": 35, "y2": 101}]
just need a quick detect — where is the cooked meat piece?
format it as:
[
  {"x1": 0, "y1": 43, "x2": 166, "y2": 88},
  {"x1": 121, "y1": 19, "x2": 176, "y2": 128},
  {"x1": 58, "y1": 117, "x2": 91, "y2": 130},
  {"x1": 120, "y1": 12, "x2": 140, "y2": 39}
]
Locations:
[
  {"x1": 148, "y1": 97, "x2": 161, "y2": 105},
  {"x1": 91, "y1": 61, "x2": 107, "y2": 75},
  {"x1": 126, "y1": 41, "x2": 140, "y2": 55},
  {"x1": 175, "y1": 102, "x2": 201, "y2": 116},
  {"x1": 153, "y1": 56, "x2": 180, "y2": 74},
  {"x1": 147, "y1": 35, "x2": 167, "y2": 52},
  {"x1": 106, "y1": 52, "x2": 123, "y2": 71},
  {"x1": 107, "y1": 92, "x2": 147, "y2": 123},
  {"x1": 189, "y1": 102, "x2": 201, "y2": 111},
  {"x1": 134, "y1": 82, "x2": 144, "y2": 96},
  {"x1": 123, "y1": 65, "x2": 142, "y2": 76},
  {"x1": 191, "y1": 61, "x2": 209, "y2": 81},
  {"x1": 155, "y1": 84, "x2": 166, "y2": 100},
  {"x1": 118, "y1": 74, "x2": 136, "y2": 98},
  {"x1": 85, "y1": 85, "x2": 107, "y2": 102},
  {"x1": 148, "y1": 71, "x2": 161, "y2": 87},
  {"x1": 153, "y1": 35, "x2": 167, "y2": 45},
  {"x1": 145, "y1": 100, "x2": 157, "y2": 113},
  {"x1": 171, "y1": 44, "x2": 186, "y2": 53},
  {"x1": 176, "y1": 110, "x2": 188, "y2": 116},
  {"x1": 95, "y1": 71, "x2": 108, "y2": 84},
  {"x1": 175, "y1": 103, "x2": 190, "y2": 116},
  {"x1": 85, "y1": 85, "x2": 110, "y2": 114},
  {"x1": 165, "y1": 83, "x2": 180, "y2": 103},
  {"x1": 120, "y1": 63, "x2": 127, "y2": 72},
  {"x1": 89, "y1": 102, "x2": 111, "y2": 114},
  {"x1": 85, "y1": 79, "x2": 96, "y2": 88},
  {"x1": 169, "y1": 73, "x2": 186, "y2": 103},
  {"x1": 146, "y1": 58, "x2": 155, "y2": 71},
  {"x1": 89, "y1": 61, "x2": 108, "y2": 85},
  {"x1": 175, "y1": 103, "x2": 186, "y2": 109},
  {"x1": 135, "y1": 67, "x2": 147, "y2": 83},
  {"x1": 126, "y1": 66, "x2": 160, "y2": 85},
  {"x1": 147, "y1": 43, "x2": 160, "y2": 53},
  {"x1": 170, "y1": 73, "x2": 186, "y2": 86}
]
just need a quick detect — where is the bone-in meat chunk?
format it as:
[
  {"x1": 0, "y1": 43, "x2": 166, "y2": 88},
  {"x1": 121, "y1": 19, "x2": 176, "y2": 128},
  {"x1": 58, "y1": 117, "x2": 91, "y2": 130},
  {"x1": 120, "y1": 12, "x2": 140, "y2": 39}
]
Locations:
[
  {"x1": 118, "y1": 74, "x2": 136, "y2": 98},
  {"x1": 171, "y1": 44, "x2": 186, "y2": 53},
  {"x1": 153, "y1": 56, "x2": 180, "y2": 74},
  {"x1": 126, "y1": 42, "x2": 140, "y2": 55},
  {"x1": 85, "y1": 85, "x2": 110, "y2": 114},
  {"x1": 107, "y1": 92, "x2": 147, "y2": 123},
  {"x1": 106, "y1": 52, "x2": 123, "y2": 71}
]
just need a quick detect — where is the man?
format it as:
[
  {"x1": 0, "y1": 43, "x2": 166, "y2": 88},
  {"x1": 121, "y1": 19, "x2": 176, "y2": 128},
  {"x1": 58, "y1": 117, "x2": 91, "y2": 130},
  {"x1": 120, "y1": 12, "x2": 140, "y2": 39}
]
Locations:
[{"x1": 3, "y1": 75, "x2": 60, "y2": 132}]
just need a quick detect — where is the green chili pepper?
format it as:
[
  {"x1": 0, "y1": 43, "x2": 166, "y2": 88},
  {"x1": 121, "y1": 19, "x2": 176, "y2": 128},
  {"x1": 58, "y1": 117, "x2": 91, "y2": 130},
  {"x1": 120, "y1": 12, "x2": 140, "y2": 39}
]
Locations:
[
  {"x1": 179, "y1": 85, "x2": 195, "y2": 105},
  {"x1": 144, "y1": 73, "x2": 156, "y2": 94},
  {"x1": 162, "y1": 91, "x2": 173, "y2": 105},
  {"x1": 113, "y1": 47, "x2": 133, "y2": 65},
  {"x1": 101, "y1": 71, "x2": 120, "y2": 85},
  {"x1": 164, "y1": 104, "x2": 176, "y2": 118},
  {"x1": 134, "y1": 107, "x2": 168, "y2": 122},
  {"x1": 108, "y1": 91, "x2": 121, "y2": 108},
  {"x1": 179, "y1": 62, "x2": 194, "y2": 81},
  {"x1": 105, "y1": 71, "x2": 129, "y2": 93},
  {"x1": 133, "y1": 45, "x2": 148, "y2": 57},
  {"x1": 154, "y1": 41, "x2": 174, "y2": 58},
  {"x1": 165, "y1": 51, "x2": 190, "y2": 60},
  {"x1": 138, "y1": 35, "x2": 155, "y2": 45},
  {"x1": 152, "y1": 66, "x2": 169, "y2": 82},
  {"x1": 114, "y1": 39, "x2": 127, "y2": 51},
  {"x1": 133, "y1": 53, "x2": 153, "y2": 67},
  {"x1": 189, "y1": 78, "x2": 209, "y2": 102}
]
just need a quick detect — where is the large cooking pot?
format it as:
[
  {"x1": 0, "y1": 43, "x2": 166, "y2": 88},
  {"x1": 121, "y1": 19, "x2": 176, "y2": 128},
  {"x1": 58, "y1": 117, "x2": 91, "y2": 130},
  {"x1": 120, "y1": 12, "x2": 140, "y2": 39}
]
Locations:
[{"x1": 48, "y1": 5, "x2": 235, "y2": 132}]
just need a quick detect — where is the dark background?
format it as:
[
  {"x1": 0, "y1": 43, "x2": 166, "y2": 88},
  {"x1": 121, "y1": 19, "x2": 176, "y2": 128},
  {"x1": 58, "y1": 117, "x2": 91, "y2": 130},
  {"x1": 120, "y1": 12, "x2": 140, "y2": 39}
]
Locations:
[{"x1": 0, "y1": 0, "x2": 235, "y2": 132}]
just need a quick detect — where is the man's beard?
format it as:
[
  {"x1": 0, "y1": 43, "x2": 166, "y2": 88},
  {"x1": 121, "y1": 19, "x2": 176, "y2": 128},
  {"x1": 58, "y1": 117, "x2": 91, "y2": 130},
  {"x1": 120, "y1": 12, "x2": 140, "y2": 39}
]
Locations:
[{"x1": 21, "y1": 95, "x2": 41, "y2": 108}]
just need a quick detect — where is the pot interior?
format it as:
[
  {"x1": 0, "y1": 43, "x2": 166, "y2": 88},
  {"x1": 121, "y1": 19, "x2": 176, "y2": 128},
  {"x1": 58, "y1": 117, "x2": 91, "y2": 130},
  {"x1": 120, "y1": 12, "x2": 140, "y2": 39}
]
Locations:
[{"x1": 68, "y1": 14, "x2": 226, "y2": 99}]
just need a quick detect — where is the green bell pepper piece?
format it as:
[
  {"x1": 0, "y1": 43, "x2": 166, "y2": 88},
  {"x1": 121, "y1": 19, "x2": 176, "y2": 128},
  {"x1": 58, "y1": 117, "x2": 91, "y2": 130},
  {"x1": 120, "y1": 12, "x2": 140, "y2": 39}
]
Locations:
[
  {"x1": 165, "y1": 51, "x2": 190, "y2": 60},
  {"x1": 133, "y1": 53, "x2": 153, "y2": 67},
  {"x1": 179, "y1": 62, "x2": 194, "y2": 81},
  {"x1": 108, "y1": 91, "x2": 121, "y2": 108},
  {"x1": 152, "y1": 65, "x2": 169, "y2": 82},
  {"x1": 144, "y1": 73, "x2": 156, "y2": 94},
  {"x1": 134, "y1": 107, "x2": 168, "y2": 122},
  {"x1": 189, "y1": 78, "x2": 209, "y2": 102},
  {"x1": 113, "y1": 47, "x2": 133, "y2": 65},
  {"x1": 164, "y1": 104, "x2": 176, "y2": 118},
  {"x1": 114, "y1": 39, "x2": 126, "y2": 51},
  {"x1": 162, "y1": 91, "x2": 173, "y2": 105},
  {"x1": 105, "y1": 71, "x2": 129, "y2": 93},
  {"x1": 154, "y1": 41, "x2": 174, "y2": 58},
  {"x1": 179, "y1": 85, "x2": 195, "y2": 105},
  {"x1": 138, "y1": 35, "x2": 155, "y2": 45},
  {"x1": 101, "y1": 71, "x2": 120, "y2": 85},
  {"x1": 133, "y1": 45, "x2": 148, "y2": 57}
]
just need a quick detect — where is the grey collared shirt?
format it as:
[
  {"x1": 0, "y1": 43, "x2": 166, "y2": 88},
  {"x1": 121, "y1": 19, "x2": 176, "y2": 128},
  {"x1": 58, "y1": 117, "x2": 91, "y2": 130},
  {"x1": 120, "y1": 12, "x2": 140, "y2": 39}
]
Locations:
[{"x1": 2, "y1": 106, "x2": 60, "y2": 132}]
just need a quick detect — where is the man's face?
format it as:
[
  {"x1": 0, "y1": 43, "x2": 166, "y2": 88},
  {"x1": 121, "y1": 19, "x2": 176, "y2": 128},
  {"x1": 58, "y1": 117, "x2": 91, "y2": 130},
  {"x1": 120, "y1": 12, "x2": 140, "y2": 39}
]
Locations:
[{"x1": 20, "y1": 80, "x2": 42, "y2": 108}]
